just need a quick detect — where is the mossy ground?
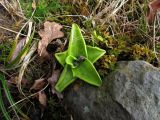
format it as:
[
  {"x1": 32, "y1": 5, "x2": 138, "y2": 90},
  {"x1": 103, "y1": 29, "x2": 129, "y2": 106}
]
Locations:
[{"x1": 0, "y1": 0, "x2": 160, "y2": 120}]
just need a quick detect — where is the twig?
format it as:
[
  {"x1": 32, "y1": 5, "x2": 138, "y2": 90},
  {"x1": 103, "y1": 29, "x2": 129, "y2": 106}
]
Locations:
[{"x1": 153, "y1": 15, "x2": 160, "y2": 62}]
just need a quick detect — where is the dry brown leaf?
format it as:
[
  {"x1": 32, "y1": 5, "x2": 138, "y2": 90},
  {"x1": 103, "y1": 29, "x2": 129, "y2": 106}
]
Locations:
[
  {"x1": 48, "y1": 69, "x2": 63, "y2": 98},
  {"x1": 38, "y1": 91, "x2": 47, "y2": 116},
  {"x1": 147, "y1": 0, "x2": 160, "y2": 24},
  {"x1": 38, "y1": 21, "x2": 64, "y2": 59},
  {"x1": 7, "y1": 76, "x2": 28, "y2": 87},
  {"x1": 10, "y1": 37, "x2": 26, "y2": 62},
  {"x1": 30, "y1": 78, "x2": 46, "y2": 91},
  {"x1": 48, "y1": 70, "x2": 60, "y2": 85},
  {"x1": 38, "y1": 91, "x2": 47, "y2": 107}
]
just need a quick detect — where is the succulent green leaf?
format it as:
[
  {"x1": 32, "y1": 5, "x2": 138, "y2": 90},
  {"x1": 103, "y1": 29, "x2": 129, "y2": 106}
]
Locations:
[
  {"x1": 66, "y1": 55, "x2": 78, "y2": 68},
  {"x1": 68, "y1": 24, "x2": 88, "y2": 58},
  {"x1": 87, "y1": 46, "x2": 106, "y2": 63},
  {"x1": 55, "y1": 51, "x2": 67, "y2": 66},
  {"x1": 72, "y1": 58, "x2": 102, "y2": 86},
  {"x1": 55, "y1": 24, "x2": 106, "y2": 92},
  {"x1": 55, "y1": 65, "x2": 76, "y2": 92},
  {"x1": 55, "y1": 46, "x2": 106, "y2": 66}
]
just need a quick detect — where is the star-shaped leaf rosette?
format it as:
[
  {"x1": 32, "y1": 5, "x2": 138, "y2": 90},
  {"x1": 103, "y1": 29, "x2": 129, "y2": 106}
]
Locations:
[{"x1": 55, "y1": 24, "x2": 106, "y2": 92}]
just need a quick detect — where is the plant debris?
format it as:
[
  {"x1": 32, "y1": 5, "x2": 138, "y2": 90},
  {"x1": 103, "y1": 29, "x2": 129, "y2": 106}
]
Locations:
[
  {"x1": 10, "y1": 37, "x2": 26, "y2": 62},
  {"x1": 147, "y1": 0, "x2": 160, "y2": 24},
  {"x1": 38, "y1": 91, "x2": 47, "y2": 117},
  {"x1": 30, "y1": 78, "x2": 46, "y2": 91},
  {"x1": 38, "y1": 21, "x2": 64, "y2": 59},
  {"x1": 47, "y1": 69, "x2": 63, "y2": 98}
]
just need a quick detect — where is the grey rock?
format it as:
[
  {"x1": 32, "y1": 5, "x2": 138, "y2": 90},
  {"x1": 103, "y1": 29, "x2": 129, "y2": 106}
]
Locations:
[{"x1": 63, "y1": 61, "x2": 160, "y2": 120}]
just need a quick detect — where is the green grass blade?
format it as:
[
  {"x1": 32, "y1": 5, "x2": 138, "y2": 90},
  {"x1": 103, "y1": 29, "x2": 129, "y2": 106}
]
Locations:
[
  {"x1": 6, "y1": 38, "x2": 18, "y2": 63},
  {"x1": 0, "y1": 73, "x2": 29, "y2": 120},
  {"x1": 0, "y1": 88, "x2": 12, "y2": 120},
  {"x1": 0, "y1": 73, "x2": 20, "y2": 119}
]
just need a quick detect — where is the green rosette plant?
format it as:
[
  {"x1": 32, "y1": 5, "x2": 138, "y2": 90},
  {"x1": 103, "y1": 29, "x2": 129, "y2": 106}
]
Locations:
[{"x1": 55, "y1": 24, "x2": 106, "y2": 92}]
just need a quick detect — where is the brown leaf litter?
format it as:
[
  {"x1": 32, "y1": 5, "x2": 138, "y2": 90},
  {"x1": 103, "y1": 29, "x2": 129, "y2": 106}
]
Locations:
[
  {"x1": 7, "y1": 76, "x2": 28, "y2": 87},
  {"x1": 38, "y1": 21, "x2": 64, "y2": 59},
  {"x1": 30, "y1": 78, "x2": 46, "y2": 91},
  {"x1": 38, "y1": 91, "x2": 47, "y2": 107},
  {"x1": 38, "y1": 91, "x2": 47, "y2": 117},
  {"x1": 48, "y1": 69, "x2": 63, "y2": 98},
  {"x1": 10, "y1": 37, "x2": 26, "y2": 62},
  {"x1": 147, "y1": 0, "x2": 160, "y2": 24}
]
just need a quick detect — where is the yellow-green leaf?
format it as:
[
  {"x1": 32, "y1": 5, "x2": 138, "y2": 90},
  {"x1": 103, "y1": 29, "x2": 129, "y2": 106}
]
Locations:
[
  {"x1": 55, "y1": 65, "x2": 76, "y2": 92},
  {"x1": 87, "y1": 46, "x2": 106, "y2": 63},
  {"x1": 72, "y1": 58, "x2": 102, "y2": 86},
  {"x1": 55, "y1": 51, "x2": 67, "y2": 66},
  {"x1": 68, "y1": 24, "x2": 88, "y2": 58}
]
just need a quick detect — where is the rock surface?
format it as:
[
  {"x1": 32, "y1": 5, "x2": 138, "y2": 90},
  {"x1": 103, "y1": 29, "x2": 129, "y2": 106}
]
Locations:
[{"x1": 63, "y1": 61, "x2": 160, "y2": 120}]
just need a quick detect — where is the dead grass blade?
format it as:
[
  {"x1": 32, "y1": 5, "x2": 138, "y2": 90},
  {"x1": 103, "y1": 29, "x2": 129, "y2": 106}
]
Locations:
[
  {"x1": 10, "y1": 37, "x2": 26, "y2": 62},
  {"x1": 18, "y1": 41, "x2": 37, "y2": 94},
  {"x1": 92, "y1": 0, "x2": 128, "y2": 24},
  {"x1": 0, "y1": 0, "x2": 25, "y2": 19},
  {"x1": 8, "y1": 21, "x2": 34, "y2": 67}
]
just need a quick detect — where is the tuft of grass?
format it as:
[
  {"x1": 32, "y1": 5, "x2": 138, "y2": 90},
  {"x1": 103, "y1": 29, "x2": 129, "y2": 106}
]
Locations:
[
  {"x1": 0, "y1": 88, "x2": 12, "y2": 120},
  {"x1": 20, "y1": 0, "x2": 61, "y2": 22},
  {"x1": 0, "y1": 73, "x2": 29, "y2": 120},
  {"x1": 0, "y1": 0, "x2": 24, "y2": 19},
  {"x1": 7, "y1": 28, "x2": 35, "y2": 68},
  {"x1": 0, "y1": 42, "x2": 12, "y2": 64}
]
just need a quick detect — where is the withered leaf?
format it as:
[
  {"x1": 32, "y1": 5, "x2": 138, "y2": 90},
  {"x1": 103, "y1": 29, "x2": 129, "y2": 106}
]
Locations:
[
  {"x1": 7, "y1": 76, "x2": 28, "y2": 87},
  {"x1": 38, "y1": 91, "x2": 47, "y2": 116},
  {"x1": 48, "y1": 69, "x2": 63, "y2": 98},
  {"x1": 147, "y1": 0, "x2": 160, "y2": 24},
  {"x1": 38, "y1": 91, "x2": 47, "y2": 107},
  {"x1": 38, "y1": 21, "x2": 64, "y2": 59},
  {"x1": 48, "y1": 70, "x2": 60, "y2": 85},
  {"x1": 30, "y1": 78, "x2": 46, "y2": 91},
  {"x1": 10, "y1": 37, "x2": 26, "y2": 62}
]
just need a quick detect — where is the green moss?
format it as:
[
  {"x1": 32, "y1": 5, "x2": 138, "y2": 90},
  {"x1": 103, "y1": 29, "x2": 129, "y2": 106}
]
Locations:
[{"x1": 131, "y1": 44, "x2": 155, "y2": 62}]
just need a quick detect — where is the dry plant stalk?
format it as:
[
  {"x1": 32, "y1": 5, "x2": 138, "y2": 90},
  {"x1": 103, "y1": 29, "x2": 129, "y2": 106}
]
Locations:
[
  {"x1": 92, "y1": 0, "x2": 128, "y2": 25},
  {"x1": 0, "y1": 0, "x2": 24, "y2": 19}
]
